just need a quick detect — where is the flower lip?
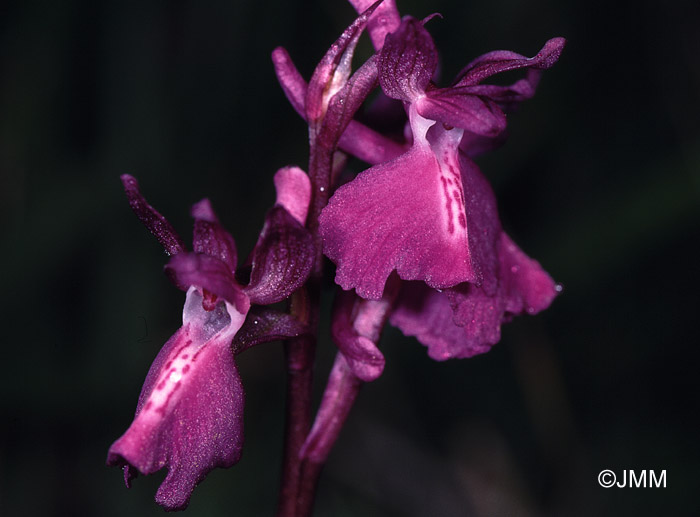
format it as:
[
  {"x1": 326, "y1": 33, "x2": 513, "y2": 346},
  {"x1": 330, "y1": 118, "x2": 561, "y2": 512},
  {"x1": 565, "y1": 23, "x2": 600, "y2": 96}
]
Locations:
[
  {"x1": 390, "y1": 231, "x2": 560, "y2": 361},
  {"x1": 107, "y1": 287, "x2": 247, "y2": 511},
  {"x1": 319, "y1": 110, "x2": 480, "y2": 300}
]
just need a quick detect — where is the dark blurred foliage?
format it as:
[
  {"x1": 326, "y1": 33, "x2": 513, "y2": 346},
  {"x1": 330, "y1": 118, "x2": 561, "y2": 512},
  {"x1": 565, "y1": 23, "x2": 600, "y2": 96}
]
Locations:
[{"x1": 1, "y1": 0, "x2": 699, "y2": 515}]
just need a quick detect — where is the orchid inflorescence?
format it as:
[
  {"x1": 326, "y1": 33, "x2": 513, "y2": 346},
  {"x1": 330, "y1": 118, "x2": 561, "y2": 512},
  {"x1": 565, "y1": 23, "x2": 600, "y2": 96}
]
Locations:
[{"x1": 107, "y1": 0, "x2": 565, "y2": 514}]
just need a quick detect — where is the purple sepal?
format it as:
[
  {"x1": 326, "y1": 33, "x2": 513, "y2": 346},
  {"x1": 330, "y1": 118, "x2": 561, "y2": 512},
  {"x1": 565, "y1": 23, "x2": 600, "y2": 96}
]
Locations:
[
  {"x1": 191, "y1": 199, "x2": 238, "y2": 272},
  {"x1": 305, "y1": 0, "x2": 382, "y2": 125},
  {"x1": 391, "y1": 233, "x2": 559, "y2": 360},
  {"x1": 243, "y1": 205, "x2": 314, "y2": 306},
  {"x1": 274, "y1": 166, "x2": 311, "y2": 225},
  {"x1": 453, "y1": 39, "x2": 564, "y2": 156},
  {"x1": 107, "y1": 288, "x2": 247, "y2": 511},
  {"x1": 165, "y1": 253, "x2": 250, "y2": 314},
  {"x1": 347, "y1": 0, "x2": 400, "y2": 50},
  {"x1": 271, "y1": 47, "x2": 306, "y2": 116},
  {"x1": 414, "y1": 37, "x2": 565, "y2": 136},
  {"x1": 232, "y1": 307, "x2": 309, "y2": 354},
  {"x1": 418, "y1": 36, "x2": 563, "y2": 135},
  {"x1": 331, "y1": 290, "x2": 385, "y2": 382},
  {"x1": 455, "y1": 37, "x2": 566, "y2": 87},
  {"x1": 121, "y1": 174, "x2": 186, "y2": 256},
  {"x1": 378, "y1": 17, "x2": 437, "y2": 102}
]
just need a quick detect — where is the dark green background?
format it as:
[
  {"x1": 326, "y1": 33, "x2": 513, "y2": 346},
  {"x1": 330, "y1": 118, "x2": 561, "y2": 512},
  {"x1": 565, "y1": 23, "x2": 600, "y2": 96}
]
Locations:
[{"x1": 2, "y1": 0, "x2": 699, "y2": 515}]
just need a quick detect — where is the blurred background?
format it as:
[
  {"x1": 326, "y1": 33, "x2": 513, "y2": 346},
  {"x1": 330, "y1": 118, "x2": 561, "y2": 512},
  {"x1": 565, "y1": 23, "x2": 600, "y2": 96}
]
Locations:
[{"x1": 2, "y1": 0, "x2": 699, "y2": 515}]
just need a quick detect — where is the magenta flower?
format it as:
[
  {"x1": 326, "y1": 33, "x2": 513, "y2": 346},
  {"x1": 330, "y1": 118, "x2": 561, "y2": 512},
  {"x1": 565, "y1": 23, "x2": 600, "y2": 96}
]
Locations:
[
  {"x1": 106, "y1": 2, "x2": 566, "y2": 513},
  {"x1": 319, "y1": 16, "x2": 564, "y2": 358},
  {"x1": 108, "y1": 168, "x2": 313, "y2": 510}
]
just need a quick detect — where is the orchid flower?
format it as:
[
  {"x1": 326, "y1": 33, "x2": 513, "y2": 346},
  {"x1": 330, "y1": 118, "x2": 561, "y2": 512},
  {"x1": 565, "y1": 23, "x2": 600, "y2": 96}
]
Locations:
[
  {"x1": 108, "y1": 1, "x2": 566, "y2": 512},
  {"x1": 318, "y1": 16, "x2": 564, "y2": 357},
  {"x1": 107, "y1": 168, "x2": 313, "y2": 510}
]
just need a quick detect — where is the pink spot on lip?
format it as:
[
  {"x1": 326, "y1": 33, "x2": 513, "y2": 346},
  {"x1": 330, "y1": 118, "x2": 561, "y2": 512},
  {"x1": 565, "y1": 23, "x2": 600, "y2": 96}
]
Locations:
[
  {"x1": 459, "y1": 213, "x2": 467, "y2": 228},
  {"x1": 181, "y1": 354, "x2": 189, "y2": 360},
  {"x1": 441, "y1": 175, "x2": 456, "y2": 235},
  {"x1": 182, "y1": 364, "x2": 190, "y2": 375},
  {"x1": 156, "y1": 379, "x2": 166, "y2": 391},
  {"x1": 144, "y1": 401, "x2": 152, "y2": 411},
  {"x1": 172, "y1": 340, "x2": 192, "y2": 359}
]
